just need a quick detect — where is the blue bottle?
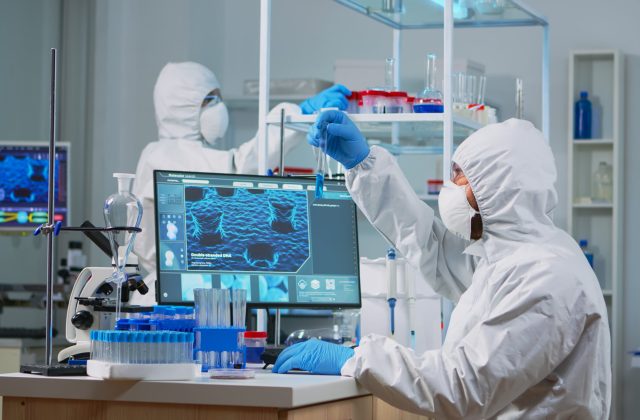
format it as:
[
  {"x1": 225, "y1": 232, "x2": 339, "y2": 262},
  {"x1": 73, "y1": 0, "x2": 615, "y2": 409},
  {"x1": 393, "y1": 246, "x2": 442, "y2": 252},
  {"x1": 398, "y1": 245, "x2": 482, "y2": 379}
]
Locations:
[
  {"x1": 574, "y1": 91, "x2": 592, "y2": 139},
  {"x1": 579, "y1": 239, "x2": 594, "y2": 268}
]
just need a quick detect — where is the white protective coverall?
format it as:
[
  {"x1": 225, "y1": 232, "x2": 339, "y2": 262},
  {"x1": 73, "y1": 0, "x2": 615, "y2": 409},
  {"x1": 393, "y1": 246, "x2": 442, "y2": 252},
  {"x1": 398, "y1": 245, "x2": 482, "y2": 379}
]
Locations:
[
  {"x1": 341, "y1": 119, "x2": 611, "y2": 419},
  {"x1": 132, "y1": 62, "x2": 303, "y2": 304}
]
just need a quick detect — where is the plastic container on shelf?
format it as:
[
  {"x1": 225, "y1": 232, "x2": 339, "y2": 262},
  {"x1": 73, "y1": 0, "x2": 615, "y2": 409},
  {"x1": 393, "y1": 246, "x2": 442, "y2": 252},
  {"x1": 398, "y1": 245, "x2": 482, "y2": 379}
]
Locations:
[
  {"x1": 387, "y1": 91, "x2": 408, "y2": 113},
  {"x1": 427, "y1": 179, "x2": 443, "y2": 195},
  {"x1": 347, "y1": 91, "x2": 360, "y2": 114},
  {"x1": 592, "y1": 161, "x2": 613, "y2": 202},
  {"x1": 244, "y1": 331, "x2": 268, "y2": 363},
  {"x1": 360, "y1": 90, "x2": 388, "y2": 114},
  {"x1": 404, "y1": 96, "x2": 415, "y2": 113},
  {"x1": 574, "y1": 91, "x2": 592, "y2": 139},
  {"x1": 579, "y1": 239, "x2": 594, "y2": 268}
]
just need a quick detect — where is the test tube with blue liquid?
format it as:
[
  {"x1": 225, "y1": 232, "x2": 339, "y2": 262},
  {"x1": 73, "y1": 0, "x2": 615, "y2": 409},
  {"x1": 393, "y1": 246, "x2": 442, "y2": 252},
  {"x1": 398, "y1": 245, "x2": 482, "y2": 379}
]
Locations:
[{"x1": 315, "y1": 124, "x2": 328, "y2": 199}]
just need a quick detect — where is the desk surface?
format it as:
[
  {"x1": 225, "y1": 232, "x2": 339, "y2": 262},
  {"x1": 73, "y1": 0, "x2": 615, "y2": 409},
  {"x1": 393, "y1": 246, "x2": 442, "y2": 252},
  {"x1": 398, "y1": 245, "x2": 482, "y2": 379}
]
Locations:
[{"x1": 0, "y1": 370, "x2": 369, "y2": 409}]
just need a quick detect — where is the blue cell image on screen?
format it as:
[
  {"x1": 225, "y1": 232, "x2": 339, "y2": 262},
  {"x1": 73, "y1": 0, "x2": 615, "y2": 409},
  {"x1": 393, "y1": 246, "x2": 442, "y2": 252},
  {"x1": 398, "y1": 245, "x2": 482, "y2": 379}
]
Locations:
[
  {"x1": 220, "y1": 274, "x2": 252, "y2": 301},
  {"x1": 0, "y1": 155, "x2": 54, "y2": 204},
  {"x1": 180, "y1": 273, "x2": 213, "y2": 301},
  {"x1": 185, "y1": 187, "x2": 309, "y2": 273},
  {"x1": 160, "y1": 243, "x2": 186, "y2": 270},
  {"x1": 259, "y1": 275, "x2": 289, "y2": 303},
  {"x1": 159, "y1": 213, "x2": 184, "y2": 241}
]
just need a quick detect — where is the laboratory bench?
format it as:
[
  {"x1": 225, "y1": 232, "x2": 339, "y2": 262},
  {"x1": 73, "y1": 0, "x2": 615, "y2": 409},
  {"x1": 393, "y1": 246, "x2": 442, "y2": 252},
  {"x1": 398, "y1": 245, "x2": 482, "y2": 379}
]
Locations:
[{"x1": 0, "y1": 370, "x2": 432, "y2": 419}]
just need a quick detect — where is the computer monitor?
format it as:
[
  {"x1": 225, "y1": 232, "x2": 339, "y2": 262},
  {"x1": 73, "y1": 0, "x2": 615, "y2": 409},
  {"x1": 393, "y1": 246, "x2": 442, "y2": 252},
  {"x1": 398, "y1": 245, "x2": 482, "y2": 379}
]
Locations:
[
  {"x1": 154, "y1": 170, "x2": 361, "y2": 308},
  {"x1": 0, "y1": 141, "x2": 70, "y2": 231}
]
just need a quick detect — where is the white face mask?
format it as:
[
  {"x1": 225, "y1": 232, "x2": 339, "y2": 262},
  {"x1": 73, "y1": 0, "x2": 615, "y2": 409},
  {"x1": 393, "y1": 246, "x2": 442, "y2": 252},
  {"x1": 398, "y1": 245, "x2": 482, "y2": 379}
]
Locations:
[
  {"x1": 199, "y1": 102, "x2": 229, "y2": 147},
  {"x1": 438, "y1": 180, "x2": 479, "y2": 240}
]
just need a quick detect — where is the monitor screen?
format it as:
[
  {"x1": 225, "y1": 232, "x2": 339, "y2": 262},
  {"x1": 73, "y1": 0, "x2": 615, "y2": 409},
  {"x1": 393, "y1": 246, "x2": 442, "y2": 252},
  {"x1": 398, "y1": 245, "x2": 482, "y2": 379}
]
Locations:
[
  {"x1": 0, "y1": 141, "x2": 70, "y2": 231},
  {"x1": 154, "y1": 170, "x2": 361, "y2": 308}
]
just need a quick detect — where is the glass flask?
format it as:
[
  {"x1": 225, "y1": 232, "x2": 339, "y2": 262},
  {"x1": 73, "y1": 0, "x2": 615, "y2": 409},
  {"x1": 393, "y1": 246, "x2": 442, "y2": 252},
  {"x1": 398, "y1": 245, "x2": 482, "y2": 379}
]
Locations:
[
  {"x1": 414, "y1": 54, "x2": 444, "y2": 113},
  {"x1": 103, "y1": 173, "x2": 143, "y2": 321}
]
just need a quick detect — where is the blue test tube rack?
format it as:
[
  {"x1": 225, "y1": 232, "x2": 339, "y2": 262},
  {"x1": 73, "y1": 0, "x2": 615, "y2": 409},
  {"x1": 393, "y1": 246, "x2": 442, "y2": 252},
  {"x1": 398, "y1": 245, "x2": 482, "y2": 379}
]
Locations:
[{"x1": 193, "y1": 326, "x2": 246, "y2": 372}]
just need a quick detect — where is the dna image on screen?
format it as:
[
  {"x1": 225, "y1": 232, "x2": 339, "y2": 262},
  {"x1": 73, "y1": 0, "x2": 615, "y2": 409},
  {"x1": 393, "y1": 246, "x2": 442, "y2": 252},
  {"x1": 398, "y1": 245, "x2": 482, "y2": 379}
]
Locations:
[{"x1": 185, "y1": 186, "x2": 310, "y2": 273}]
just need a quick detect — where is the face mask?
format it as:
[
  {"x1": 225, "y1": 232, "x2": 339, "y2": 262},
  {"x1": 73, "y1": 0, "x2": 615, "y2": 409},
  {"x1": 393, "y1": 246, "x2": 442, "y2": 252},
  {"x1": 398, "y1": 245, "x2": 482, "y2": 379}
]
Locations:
[
  {"x1": 199, "y1": 102, "x2": 229, "y2": 147},
  {"x1": 438, "y1": 180, "x2": 479, "y2": 240}
]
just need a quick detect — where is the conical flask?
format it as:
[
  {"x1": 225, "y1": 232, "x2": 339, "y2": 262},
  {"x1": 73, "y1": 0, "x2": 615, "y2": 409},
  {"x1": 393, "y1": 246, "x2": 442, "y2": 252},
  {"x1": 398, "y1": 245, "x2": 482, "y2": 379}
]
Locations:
[
  {"x1": 414, "y1": 53, "x2": 444, "y2": 113},
  {"x1": 104, "y1": 173, "x2": 143, "y2": 321}
]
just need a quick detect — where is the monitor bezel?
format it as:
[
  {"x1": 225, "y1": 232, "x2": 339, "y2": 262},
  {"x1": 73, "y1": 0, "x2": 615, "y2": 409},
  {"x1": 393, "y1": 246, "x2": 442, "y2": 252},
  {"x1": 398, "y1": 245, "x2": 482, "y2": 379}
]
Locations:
[
  {"x1": 0, "y1": 140, "x2": 71, "y2": 232},
  {"x1": 153, "y1": 169, "x2": 361, "y2": 309}
]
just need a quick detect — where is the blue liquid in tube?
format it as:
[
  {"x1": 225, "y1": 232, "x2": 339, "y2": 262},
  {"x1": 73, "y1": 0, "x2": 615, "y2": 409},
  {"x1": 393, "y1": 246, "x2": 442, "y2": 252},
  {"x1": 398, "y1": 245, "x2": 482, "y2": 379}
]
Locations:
[{"x1": 315, "y1": 172, "x2": 324, "y2": 199}]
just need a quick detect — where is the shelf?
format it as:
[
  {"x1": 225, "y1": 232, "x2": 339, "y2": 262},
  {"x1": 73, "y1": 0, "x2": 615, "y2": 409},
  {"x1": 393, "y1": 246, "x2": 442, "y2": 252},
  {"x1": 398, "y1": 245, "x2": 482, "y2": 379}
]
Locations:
[
  {"x1": 573, "y1": 139, "x2": 614, "y2": 146},
  {"x1": 573, "y1": 202, "x2": 613, "y2": 209},
  {"x1": 267, "y1": 112, "x2": 482, "y2": 155},
  {"x1": 225, "y1": 95, "x2": 308, "y2": 109},
  {"x1": 335, "y1": 0, "x2": 547, "y2": 30}
]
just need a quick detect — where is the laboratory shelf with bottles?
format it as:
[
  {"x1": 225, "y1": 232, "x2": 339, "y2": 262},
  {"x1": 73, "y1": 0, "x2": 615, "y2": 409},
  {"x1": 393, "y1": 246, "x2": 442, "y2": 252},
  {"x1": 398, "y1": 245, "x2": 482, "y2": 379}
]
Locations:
[{"x1": 567, "y1": 50, "x2": 623, "y2": 414}]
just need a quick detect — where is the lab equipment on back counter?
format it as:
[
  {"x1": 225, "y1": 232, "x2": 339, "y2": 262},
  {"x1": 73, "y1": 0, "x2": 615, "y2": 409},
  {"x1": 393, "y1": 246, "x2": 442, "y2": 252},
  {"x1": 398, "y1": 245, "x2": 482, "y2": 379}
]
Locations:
[{"x1": 580, "y1": 239, "x2": 594, "y2": 268}]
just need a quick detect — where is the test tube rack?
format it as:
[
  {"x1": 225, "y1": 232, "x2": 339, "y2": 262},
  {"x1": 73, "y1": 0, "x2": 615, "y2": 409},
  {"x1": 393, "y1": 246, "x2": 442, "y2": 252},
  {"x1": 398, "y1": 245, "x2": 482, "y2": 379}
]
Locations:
[{"x1": 194, "y1": 326, "x2": 246, "y2": 372}]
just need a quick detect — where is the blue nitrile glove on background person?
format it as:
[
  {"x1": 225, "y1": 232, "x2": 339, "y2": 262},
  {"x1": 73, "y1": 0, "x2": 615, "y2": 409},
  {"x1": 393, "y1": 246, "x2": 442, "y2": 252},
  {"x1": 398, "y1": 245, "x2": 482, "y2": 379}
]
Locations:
[
  {"x1": 307, "y1": 110, "x2": 370, "y2": 169},
  {"x1": 272, "y1": 338, "x2": 355, "y2": 375},
  {"x1": 300, "y1": 84, "x2": 352, "y2": 114}
]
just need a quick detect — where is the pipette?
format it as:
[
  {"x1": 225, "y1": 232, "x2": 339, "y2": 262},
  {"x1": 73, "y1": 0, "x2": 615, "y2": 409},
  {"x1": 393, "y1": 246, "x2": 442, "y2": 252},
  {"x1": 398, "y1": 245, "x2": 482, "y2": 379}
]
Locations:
[
  {"x1": 406, "y1": 264, "x2": 416, "y2": 350},
  {"x1": 386, "y1": 248, "x2": 397, "y2": 336}
]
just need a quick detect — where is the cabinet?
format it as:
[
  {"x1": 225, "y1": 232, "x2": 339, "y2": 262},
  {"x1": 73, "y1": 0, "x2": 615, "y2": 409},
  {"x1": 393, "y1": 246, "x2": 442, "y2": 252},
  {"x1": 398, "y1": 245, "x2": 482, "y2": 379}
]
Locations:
[{"x1": 567, "y1": 50, "x2": 624, "y2": 418}]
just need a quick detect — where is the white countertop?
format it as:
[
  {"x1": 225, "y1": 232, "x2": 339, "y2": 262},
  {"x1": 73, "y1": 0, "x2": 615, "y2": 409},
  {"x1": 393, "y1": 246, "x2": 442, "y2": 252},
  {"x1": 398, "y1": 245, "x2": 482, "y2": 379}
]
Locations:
[{"x1": 0, "y1": 370, "x2": 369, "y2": 408}]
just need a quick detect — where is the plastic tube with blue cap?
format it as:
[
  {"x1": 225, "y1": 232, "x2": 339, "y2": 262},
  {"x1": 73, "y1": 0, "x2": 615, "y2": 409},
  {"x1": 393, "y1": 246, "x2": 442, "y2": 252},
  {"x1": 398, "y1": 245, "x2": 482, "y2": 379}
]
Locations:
[{"x1": 386, "y1": 248, "x2": 397, "y2": 337}]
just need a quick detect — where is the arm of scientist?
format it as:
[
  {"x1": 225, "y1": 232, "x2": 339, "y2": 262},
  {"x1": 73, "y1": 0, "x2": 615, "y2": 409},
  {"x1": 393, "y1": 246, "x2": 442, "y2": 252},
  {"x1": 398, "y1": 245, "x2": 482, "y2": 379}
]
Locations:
[
  {"x1": 341, "y1": 261, "x2": 582, "y2": 418},
  {"x1": 346, "y1": 146, "x2": 476, "y2": 303}
]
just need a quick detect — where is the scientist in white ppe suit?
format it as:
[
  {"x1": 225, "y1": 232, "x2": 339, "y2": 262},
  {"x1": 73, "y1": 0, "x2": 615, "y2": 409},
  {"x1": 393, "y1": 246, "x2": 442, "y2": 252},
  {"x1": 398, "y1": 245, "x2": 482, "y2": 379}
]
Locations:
[
  {"x1": 273, "y1": 111, "x2": 611, "y2": 419},
  {"x1": 132, "y1": 62, "x2": 350, "y2": 304}
]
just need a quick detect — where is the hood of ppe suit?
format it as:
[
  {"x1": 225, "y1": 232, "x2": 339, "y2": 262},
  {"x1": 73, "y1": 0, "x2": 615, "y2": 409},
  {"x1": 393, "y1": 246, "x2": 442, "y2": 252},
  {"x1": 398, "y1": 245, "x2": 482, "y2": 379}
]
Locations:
[
  {"x1": 154, "y1": 62, "x2": 220, "y2": 141},
  {"x1": 453, "y1": 118, "x2": 558, "y2": 260}
]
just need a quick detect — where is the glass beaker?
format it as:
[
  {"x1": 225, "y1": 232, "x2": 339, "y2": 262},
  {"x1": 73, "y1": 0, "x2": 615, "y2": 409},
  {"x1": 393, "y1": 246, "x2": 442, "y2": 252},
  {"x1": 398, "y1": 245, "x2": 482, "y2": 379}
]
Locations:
[
  {"x1": 103, "y1": 173, "x2": 143, "y2": 322},
  {"x1": 414, "y1": 53, "x2": 443, "y2": 113}
]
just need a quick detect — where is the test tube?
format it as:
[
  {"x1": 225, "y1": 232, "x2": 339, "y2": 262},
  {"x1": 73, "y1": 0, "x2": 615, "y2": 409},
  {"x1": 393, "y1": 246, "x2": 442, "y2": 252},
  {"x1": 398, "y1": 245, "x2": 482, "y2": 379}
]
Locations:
[
  {"x1": 232, "y1": 289, "x2": 247, "y2": 328},
  {"x1": 194, "y1": 288, "x2": 207, "y2": 327},
  {"x1": 477, "y1": 75, "x2": 487, "y2": 105},
  {"x1": 218, "y1": 289, "x2": 231, "y2": 327},
  {"x1": 208, "y1": 288, "x2": 219, "y2": 327}
]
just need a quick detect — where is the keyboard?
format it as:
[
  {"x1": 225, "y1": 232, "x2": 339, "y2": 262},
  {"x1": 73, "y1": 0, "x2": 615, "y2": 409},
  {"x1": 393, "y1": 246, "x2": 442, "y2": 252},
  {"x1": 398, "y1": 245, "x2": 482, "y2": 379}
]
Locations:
[{"x1": 0, "y1": 327, "x2": 57, "y2": 339}]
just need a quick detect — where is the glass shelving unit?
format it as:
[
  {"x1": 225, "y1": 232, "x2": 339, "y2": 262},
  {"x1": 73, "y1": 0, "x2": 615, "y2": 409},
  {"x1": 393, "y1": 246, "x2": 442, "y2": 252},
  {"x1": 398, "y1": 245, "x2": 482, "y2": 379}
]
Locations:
[{"x1": 334, "y1": 0, "x2": 547, "y2": 29}]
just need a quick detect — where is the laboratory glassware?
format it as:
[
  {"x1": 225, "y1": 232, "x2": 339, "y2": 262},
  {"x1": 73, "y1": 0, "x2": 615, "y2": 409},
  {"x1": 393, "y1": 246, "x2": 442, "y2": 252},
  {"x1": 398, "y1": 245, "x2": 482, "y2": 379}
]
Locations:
[
  {"x1": 579, "y1": 240, "x2": 594, "y2": 268},
  {"x1": 592, "y1": 161, "x2": 613, "y2": 202},
  {"x1": 103, "y1": 173, "x2": 143, "y2": 323},
  {"x1": 384, "y1": 57, "x2": 396, "y2": 92},
  {"x1": 414, "y1": 54, "x2": 444, "y2": 113},
  {"x1": 575, "y1": 91, "x2": 592, "y2": 139},
  {"x1": 244, "y1": 331, "x2": 268, "y2": 363}
]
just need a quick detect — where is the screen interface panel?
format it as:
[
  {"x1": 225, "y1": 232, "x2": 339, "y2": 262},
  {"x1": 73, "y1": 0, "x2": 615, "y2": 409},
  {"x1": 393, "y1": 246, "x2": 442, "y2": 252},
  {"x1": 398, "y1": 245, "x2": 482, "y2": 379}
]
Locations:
[{"x1": 154, "y1": 171, "x2": 360, "y2": 308}]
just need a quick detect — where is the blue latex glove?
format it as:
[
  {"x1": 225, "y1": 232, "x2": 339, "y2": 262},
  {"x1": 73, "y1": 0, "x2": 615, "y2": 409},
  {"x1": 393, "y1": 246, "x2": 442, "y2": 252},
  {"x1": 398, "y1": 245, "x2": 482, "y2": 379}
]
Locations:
[
  {"x1": 272, "y1": 339, "x2": 355, "y2": 375},
  {"x1": 300, "y1": 84, "x2": 352, "y2": 115},
  {"x1": 307, "y1": 110, "x2": 370, "y2": 169}
]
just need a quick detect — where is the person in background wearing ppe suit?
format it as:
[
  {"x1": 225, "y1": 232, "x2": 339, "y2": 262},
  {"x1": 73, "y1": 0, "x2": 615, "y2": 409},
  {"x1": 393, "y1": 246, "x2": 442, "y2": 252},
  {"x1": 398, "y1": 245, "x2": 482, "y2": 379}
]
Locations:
[
  {"x1": 274, "y1": 111, "x2": 611, "y2": 419},
  {"x1": 132, "y1": 62, "x2": 351, "y2": 305}
]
